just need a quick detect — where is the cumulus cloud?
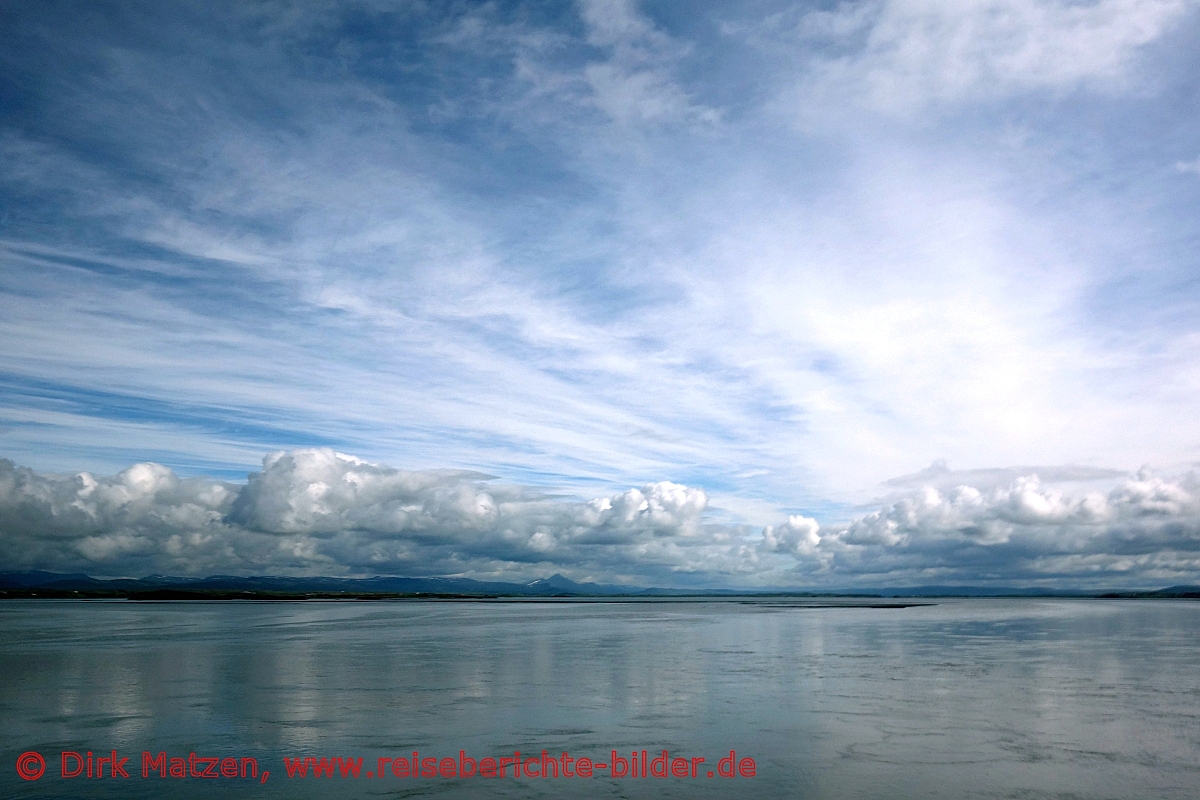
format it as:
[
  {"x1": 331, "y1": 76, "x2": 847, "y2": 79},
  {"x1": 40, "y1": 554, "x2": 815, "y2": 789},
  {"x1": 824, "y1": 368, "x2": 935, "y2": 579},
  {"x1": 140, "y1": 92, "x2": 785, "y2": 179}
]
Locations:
[
  {"x1": 4, "y1": 450, "x2": 1200, "y2": 589},
  {"x1": 781, "y1": 469, "x2": 1200, "y2": 587},
  {"x1": 0, "y1": 449, "x2": 744, "y2": 585},
  {"x1": 766, "y1": 0, "x2": 1198, "y2": 118},
  {"x1": 761, "y1": 514, "x2": 822, "y2": 556}
]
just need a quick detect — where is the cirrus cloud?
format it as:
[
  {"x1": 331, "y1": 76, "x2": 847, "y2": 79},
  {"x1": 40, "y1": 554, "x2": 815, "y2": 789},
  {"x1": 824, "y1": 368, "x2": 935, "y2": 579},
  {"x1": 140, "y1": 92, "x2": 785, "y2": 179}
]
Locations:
[{"x1": 766, "y1": 0, "x2": 1200, "y2": 119}]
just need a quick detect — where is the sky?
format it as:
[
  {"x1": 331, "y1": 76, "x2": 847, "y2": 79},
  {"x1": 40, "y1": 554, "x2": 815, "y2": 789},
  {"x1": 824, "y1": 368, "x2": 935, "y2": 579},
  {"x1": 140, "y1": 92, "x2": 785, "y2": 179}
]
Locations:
[{"x1": 2, "y1": 0, "x2": 1200, "y2": 589}]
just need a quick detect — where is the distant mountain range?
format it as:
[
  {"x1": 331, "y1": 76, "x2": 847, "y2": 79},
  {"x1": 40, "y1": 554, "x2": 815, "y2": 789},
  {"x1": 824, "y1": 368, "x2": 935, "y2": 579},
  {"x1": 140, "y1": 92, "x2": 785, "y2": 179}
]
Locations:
[
  {"x1": 1, "y1": 571, "x2": 1198, "y2": 599},
  {"x1": 0, "y1": 570, "x2": 659, "y2": 599}
]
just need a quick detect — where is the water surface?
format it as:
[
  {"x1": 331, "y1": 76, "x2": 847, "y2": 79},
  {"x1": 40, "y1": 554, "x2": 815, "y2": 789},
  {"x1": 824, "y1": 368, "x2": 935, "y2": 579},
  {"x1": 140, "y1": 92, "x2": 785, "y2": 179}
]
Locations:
[{"x1": 2, "y1": 598, "x2": 1198, "y2": 799}]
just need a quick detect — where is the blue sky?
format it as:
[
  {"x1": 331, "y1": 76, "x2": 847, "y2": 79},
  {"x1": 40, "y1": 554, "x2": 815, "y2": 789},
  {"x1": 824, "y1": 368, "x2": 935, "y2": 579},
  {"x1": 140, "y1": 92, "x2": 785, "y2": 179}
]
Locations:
[{"x1": 3, "y1": 0, "x2": 1200, "y2": 587}]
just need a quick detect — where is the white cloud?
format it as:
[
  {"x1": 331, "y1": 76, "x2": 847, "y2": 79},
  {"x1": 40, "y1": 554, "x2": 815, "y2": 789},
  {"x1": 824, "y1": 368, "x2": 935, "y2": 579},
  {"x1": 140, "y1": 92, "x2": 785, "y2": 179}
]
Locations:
[
  {"x1": 883, "y1": 459, "x2": 1127, "y2": 493},
  {"x1": 770, "y1": 0, "x2": 1198, "y2": 118},
  {"x1": 5, "y1": 451, "x2": 1200, "y2": 589},
  {"x1": 0, "y1": 449, "x2": 746, "y2": 584},
  {"x1": 761, "y1": 514, "x2": 822, "y2": 555},
  {"x1": 784, "y1": 469, "x2": 1200, "y2": 586},
  {"x1": 576, "y1": 0, "x2": 719, "y2": 126},
  {"x1": 427, "y1": 0, "x2": 717, "y2": 129}
]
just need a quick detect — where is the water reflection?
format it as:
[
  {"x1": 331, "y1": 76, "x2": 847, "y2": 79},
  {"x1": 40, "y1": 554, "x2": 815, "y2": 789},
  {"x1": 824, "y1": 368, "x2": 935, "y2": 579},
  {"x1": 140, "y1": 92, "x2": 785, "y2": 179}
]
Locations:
[{"x1": 2, "y1": 599, "x2": 1198, "y2": 799}]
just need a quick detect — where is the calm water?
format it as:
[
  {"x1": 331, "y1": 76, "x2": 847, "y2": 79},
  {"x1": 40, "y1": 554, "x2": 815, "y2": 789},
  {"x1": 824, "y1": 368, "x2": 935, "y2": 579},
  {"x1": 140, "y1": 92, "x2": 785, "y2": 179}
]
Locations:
[{"x1": 2, "y1": 598, "x2": 1198, "y2": 799}]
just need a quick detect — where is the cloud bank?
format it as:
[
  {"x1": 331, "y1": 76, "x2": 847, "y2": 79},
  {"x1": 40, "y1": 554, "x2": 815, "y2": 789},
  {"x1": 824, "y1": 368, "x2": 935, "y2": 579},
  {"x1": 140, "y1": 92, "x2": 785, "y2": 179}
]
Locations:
[
  {"x1": 0, "y1": 449, "x2": 738, "y2": 586},
  {"x1": 3, "y1": 449, "x2": 1198, "y2": 589},
  {"x1": 800, "y1": 471, "x2": 1200, "y2": 587}
]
